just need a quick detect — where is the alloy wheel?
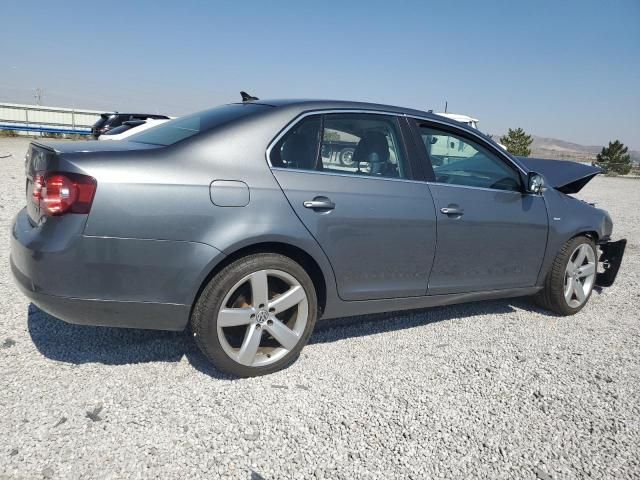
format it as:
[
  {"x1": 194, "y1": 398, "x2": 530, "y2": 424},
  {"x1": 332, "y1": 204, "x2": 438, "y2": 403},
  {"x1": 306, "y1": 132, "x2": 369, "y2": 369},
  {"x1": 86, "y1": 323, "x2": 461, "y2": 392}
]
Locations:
[
  {"x1": 563, "y1": 243, "x2": 596, "y2": 308},
  {"x1": 216, "y1": 269, "x2": 308, "y2": 367}
]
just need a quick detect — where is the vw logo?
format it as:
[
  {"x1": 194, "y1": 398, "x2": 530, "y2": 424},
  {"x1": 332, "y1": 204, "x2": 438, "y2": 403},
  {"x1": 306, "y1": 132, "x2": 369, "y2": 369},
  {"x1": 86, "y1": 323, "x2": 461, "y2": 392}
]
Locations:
[{"x1": 256, "y1": 310, "x2": 269, "y2": 324}]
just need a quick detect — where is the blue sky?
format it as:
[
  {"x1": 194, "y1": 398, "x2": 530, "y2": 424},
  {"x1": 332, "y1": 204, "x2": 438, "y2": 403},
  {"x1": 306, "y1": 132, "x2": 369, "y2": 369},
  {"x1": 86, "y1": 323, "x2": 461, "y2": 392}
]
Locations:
[{"x1": 2, "y1": 0, "x2": 639, "y2": 148}]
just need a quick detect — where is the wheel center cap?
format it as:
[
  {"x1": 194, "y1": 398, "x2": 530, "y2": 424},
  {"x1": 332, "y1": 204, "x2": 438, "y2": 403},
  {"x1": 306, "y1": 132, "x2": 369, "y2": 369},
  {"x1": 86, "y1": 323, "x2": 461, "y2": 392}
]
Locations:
[{"x1": 256, "y1": 309, "x2": 269, "y2": 324}]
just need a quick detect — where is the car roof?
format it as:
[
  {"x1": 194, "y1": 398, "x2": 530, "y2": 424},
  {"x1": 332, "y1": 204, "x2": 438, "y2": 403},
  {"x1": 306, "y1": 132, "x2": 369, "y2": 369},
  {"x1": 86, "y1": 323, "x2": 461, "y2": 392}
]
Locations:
[
  {"x1": 231, "y1": 99, "x2": 516, "y2": 166},
  {"x1": 232, "y1": 99, "x2": 443, "y2": 120},
  {"x1": 103, "y1": 113, "x2": 170, "y2": 118},
  {"x1": 128, "y1": 113, "x2": 170, "y2": 118},
  {"x1": 229, "y1": 98, "x2": 487, "y2": 138},
  {"x1": 435, "y1": 113, "x2": 479, "y2": 123}
]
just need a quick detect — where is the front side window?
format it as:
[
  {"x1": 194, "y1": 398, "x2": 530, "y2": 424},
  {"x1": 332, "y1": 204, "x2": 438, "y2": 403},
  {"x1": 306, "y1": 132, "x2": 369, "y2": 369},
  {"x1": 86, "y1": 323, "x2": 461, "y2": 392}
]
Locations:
[
  {"x1": 271, "y1": 113, "x2": 408, "y2": 179},
  {"x1": 418, "y1": 124, "x2": 522, "y2": 192}
]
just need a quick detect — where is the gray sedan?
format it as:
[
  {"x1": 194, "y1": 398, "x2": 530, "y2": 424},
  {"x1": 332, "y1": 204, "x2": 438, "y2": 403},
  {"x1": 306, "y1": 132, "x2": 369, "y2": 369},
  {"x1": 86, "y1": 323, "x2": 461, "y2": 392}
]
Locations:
[{"x1": 10, "y1": 97, "x2": 626, "y2": 376}]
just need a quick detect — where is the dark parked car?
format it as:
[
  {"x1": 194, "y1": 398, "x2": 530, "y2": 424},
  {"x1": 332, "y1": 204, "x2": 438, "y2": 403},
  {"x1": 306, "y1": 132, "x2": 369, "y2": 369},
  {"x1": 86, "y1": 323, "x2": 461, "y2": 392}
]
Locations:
[
  {"x1": 91, "y1": 112, "x2": 170, "y2": 138},
  {"x1": 11, "y1": 98, "x2": 626, "y2": 377},
  {"x1": 98, "y1": 120, "x2": 146, "y2": 138}
]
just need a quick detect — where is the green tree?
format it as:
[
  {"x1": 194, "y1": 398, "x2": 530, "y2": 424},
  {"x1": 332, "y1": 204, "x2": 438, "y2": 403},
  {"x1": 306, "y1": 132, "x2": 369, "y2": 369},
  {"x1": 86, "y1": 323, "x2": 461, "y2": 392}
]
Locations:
[
  {"x1": 594, "y1": 140, "x2": 632, "y2": 175},
  {"x1": 323, "y1": 130, "x2": 340, "y2": 141},
  {"x1": 500, "y1": 127, "x2": 533, "y2": 156}
]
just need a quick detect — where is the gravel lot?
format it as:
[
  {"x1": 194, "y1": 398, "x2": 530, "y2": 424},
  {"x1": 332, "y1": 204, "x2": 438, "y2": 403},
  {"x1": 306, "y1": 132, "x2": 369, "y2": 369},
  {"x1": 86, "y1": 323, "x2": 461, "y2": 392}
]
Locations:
[{"x1": 1, "y1": 137, "x2": 639, "y2": 479}]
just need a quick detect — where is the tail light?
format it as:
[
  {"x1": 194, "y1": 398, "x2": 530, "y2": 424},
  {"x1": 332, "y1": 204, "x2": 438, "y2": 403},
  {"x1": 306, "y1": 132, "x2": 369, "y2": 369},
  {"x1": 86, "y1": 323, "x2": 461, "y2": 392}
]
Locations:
[{"x1": 32, "y1": 172, "x2": 97, "y2": 216}]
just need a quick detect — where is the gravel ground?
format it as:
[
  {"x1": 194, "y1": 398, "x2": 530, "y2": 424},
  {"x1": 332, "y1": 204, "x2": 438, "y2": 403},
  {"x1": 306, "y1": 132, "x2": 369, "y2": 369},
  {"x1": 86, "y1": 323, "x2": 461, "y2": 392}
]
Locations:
[{"x1": 1, "y1": 137, "x2": 639, "y2": 479}]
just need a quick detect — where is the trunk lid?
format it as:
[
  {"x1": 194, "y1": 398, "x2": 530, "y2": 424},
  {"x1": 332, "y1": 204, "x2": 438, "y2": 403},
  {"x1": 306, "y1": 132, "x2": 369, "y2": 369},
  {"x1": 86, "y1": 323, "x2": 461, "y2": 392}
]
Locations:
[
  {"x1": 25, "y1": 140, "x2": 160, "y2": 223},
  {"x1": 44, "y1": 139, "x2": 159, "y2": 154}
]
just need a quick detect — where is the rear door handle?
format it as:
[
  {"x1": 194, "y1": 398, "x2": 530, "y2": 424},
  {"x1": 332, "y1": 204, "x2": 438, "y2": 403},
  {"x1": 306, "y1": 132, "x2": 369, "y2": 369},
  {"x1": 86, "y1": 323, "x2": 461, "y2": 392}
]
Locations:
[
  {"x1": 304, "y1": 197, "x2": 335, "y2": 211},
  {"x1": 440, "y1": 206, "x2": 464, "y2": 216}
]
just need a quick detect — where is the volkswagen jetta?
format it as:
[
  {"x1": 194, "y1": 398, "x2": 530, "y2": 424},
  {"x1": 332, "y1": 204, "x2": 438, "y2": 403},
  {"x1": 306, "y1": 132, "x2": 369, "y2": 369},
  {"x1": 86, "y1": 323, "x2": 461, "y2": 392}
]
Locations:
[{"x1": 11, "y1": 97, "x2": 626, "y2": 376}]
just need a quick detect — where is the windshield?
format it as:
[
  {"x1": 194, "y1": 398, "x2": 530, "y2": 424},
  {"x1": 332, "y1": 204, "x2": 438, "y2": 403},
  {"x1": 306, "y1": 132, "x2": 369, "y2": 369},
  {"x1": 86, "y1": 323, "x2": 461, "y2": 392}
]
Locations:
[{"x1": 128, "y1": 103, "x2": 269, "y2": 146}]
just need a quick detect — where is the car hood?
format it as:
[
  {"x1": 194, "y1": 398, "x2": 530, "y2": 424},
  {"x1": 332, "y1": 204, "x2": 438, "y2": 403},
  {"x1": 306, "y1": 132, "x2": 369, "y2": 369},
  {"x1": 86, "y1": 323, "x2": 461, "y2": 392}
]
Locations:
[{"x1": 517, "y1": 157, "x2": 601, "y2": 194}]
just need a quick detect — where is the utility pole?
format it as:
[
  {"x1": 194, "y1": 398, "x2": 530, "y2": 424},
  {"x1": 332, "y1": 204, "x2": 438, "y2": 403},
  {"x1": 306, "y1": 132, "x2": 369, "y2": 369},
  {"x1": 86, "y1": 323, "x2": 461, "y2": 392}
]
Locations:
[{"x1": 34, "y1": 88, "x2": 44, "y2": 105}]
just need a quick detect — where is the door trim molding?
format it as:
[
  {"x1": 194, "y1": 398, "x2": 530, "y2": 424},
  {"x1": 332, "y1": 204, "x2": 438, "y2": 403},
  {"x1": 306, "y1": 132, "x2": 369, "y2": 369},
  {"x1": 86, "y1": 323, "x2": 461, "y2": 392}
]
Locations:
[
  {"x1": 270, "y1": 167, "x2": 428, "y2": 185},
  {"x1": 426, "y1": 181, "x2": 538, "y2": 196}
]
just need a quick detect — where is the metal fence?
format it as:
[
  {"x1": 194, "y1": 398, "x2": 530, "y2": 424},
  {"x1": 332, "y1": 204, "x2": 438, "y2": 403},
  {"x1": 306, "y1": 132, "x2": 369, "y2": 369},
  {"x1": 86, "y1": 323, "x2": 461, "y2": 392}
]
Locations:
[{"x1": 0, "y1": 102, "x2": 107, "y2": 136}]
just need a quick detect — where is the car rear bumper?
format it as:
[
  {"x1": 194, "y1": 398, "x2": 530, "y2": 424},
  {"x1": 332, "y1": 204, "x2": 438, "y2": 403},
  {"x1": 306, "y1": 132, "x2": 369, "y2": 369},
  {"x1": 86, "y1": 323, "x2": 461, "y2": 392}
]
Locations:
[
  {"x1": 10, "y1": 207, "x2": 224, "y2": 331},
  {"x1": 596, "y1": 239, "x2": 627, "y2": 287},
  {"x1": 11, "y1": 256, "x2": 189, "y2": 330}
]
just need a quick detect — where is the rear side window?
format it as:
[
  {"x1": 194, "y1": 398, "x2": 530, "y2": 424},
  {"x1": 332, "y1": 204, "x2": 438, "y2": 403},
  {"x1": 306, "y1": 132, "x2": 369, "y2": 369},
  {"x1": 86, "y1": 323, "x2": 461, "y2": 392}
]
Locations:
[
  {"x1": 270, "y1": 113, "x2": 408, "y2": 179},
  {"x1": 129, "y1": 104, "x2": 268, "y2": 146},
  {"x1": 320, "y1": 114, "x2": 407, "y2": 178}
]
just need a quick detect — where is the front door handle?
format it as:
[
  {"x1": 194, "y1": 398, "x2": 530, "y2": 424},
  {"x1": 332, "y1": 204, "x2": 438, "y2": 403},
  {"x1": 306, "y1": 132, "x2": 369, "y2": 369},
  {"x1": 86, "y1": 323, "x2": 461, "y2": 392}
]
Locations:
[
  {"x1": 304, "y1": 197, "x2": 335, "y2": 211},
  {"x1": 440, "y1": 206, "x2": 464, "y2": 216}
]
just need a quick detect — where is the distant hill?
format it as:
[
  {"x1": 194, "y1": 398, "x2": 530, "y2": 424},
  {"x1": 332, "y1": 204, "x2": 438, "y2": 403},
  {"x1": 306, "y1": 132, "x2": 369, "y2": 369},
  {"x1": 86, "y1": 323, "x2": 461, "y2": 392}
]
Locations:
[
  {"x1": 492, "y1": 134, "x2": 640, "y2": 164},
  {"x1": 530, "y1": 136, "x2": 601, "y2": 162}
]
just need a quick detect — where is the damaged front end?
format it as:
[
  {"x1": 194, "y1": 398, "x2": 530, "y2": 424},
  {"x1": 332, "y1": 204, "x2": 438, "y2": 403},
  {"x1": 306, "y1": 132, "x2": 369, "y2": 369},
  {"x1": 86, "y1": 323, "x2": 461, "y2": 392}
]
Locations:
[
  {"x1": 517, "y1": 157, "x2": 601, "y2": 194},
  {"x1": 596, "y1": 239, "x2": 627, "y2": 287},
  {"x1": 519, "y1": 156, "x2": 627, "y2": 289}
]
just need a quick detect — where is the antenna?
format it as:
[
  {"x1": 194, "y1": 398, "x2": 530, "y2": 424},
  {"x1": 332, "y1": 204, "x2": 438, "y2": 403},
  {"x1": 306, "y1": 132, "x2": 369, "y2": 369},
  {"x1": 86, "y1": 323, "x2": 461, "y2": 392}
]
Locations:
[
  {"x1": 240, "y1": 91, "x2": 259, "y2": 102},
  {"x1": 34, "y1": 88, "x2": 44, "y2": 105},
  {"x1": 444, "y1": 100, "x2": 448, "y2": 113}
]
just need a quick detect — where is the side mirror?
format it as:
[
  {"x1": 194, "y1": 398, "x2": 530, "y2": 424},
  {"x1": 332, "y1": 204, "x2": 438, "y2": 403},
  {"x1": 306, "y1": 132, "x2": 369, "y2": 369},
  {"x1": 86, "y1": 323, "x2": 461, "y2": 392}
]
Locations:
[{"x1": 527, "y1": 172, "x2": 545, "y2": 194}]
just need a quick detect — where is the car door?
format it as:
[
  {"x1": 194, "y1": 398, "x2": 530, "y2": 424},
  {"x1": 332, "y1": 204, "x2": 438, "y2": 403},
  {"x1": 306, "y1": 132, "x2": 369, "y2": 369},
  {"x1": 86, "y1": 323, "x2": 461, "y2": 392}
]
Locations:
[
  {"x1": 410, "y1": 119, "x2": 548, "y2": 295},
  {"x1": 269, "y1": 112, "x2": 437, "y2": 301}
]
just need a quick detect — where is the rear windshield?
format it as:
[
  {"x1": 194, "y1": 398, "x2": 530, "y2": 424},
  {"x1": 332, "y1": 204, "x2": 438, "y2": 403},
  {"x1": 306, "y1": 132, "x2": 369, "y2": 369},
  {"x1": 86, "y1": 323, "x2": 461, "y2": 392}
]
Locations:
[
  {"x1": 93, "y1": 114, "x2": 113, "y2": 128},
  {"x1": 103, "y1": 124, "x2": 134, "y2": 135},
  {"x1": 104, "y1": 115, "x2": 127, "y2": 128},
  {"x1": 128, "y1": 104, "x2": 269, "y2": 146}
]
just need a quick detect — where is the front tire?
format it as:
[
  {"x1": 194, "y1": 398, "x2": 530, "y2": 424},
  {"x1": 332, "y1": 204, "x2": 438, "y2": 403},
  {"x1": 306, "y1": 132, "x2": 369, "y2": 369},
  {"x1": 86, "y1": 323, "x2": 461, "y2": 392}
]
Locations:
[
  {"x1": 191, "y1": 253, "x2": 317, "y2": 377},
  {"x1": 534, "y1": 235, "x2": 597, "y2": 316}
]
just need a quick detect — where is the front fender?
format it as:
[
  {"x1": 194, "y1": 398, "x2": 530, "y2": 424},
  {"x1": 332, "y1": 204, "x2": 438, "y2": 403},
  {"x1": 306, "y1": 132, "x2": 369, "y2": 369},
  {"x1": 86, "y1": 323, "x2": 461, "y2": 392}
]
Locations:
[{"x1": 537, "y1": 188, "x2": 613, "y2": 284}]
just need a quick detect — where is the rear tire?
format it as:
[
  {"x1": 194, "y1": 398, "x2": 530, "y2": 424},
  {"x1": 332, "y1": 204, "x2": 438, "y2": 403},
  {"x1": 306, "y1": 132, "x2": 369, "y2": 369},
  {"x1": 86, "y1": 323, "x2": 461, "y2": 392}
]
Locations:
[
  {"x1": 191, "y1": 253, "x2": 317, "y2": 377},
  {"x1": 533, "y1": 235, "x2": 597, "y2": 316}
]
